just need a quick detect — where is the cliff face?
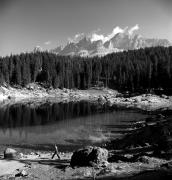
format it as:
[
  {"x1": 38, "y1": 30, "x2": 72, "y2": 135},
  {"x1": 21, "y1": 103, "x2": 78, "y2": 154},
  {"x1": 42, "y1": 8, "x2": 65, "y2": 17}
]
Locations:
[{"x1": 51, "y1": 25, "x2": 171, "y2": 57}]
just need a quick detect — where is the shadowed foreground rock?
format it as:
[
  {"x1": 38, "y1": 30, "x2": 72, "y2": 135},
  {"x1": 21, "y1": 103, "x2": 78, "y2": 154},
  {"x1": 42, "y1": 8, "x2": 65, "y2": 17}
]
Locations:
[{"x1": 70, "y1": 146, "x2": 108, "y2": 167}]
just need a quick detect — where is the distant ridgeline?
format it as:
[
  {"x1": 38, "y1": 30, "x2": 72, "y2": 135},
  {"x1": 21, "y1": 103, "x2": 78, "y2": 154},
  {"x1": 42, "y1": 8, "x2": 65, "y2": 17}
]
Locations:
[{"x1": 0, "y1": 46, "x2": 172, "y2": 91}]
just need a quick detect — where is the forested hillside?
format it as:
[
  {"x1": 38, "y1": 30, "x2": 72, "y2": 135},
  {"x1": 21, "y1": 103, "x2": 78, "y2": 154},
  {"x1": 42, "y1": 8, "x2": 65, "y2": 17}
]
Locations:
[{"x1": 0, "y1": 46, "x2": 172, "y2": 91}]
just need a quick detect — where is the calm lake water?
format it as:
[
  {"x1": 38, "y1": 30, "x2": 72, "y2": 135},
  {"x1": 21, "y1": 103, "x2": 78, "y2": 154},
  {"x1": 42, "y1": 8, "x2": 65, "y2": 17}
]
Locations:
[{"x1": 0, "y1": 101, "x2": 149, "y2": 150}]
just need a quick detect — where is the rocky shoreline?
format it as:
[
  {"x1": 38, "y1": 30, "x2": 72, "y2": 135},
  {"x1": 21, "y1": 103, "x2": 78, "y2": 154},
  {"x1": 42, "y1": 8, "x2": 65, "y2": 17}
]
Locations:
[{"x1": 0, "y1": 83, "x2": 172, "y2": 111}]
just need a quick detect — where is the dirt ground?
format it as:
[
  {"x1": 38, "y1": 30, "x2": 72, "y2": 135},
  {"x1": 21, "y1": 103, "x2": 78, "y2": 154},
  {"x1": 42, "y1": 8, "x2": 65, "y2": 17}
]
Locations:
[{"x1": 0, "y1": 145, "x2": 172, "y2": 180}]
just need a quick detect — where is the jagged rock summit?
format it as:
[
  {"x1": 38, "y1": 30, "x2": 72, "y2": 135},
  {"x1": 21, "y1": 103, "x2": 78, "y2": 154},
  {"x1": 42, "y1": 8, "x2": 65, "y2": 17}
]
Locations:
[
  {"x1": 51, "y1": 24, "x2": 171, "y2": 57},
  {"x1": 33, "y1": 45, "x2": 43, "y2": 53}
]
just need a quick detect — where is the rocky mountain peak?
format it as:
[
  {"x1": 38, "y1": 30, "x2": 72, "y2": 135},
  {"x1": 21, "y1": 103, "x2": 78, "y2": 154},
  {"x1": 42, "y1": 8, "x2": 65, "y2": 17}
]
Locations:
[{"x1": 50, "y1": 25, "x2": 171, "y2": 57}]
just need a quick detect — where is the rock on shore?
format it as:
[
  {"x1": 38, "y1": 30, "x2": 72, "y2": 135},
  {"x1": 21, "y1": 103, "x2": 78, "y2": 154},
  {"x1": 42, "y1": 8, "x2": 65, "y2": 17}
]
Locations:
[
  {"x1": 4, "y1": 148, "x2": 17, "y2": 159},
  {"x1": 70, "y1": 146, "x2": 108, "y2": 167}
]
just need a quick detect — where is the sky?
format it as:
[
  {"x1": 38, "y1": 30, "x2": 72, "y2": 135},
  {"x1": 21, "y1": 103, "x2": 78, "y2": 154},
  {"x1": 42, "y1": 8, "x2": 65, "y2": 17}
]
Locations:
[{"x1": 0, "y1": 0, "x2": 172, "y2": 56}]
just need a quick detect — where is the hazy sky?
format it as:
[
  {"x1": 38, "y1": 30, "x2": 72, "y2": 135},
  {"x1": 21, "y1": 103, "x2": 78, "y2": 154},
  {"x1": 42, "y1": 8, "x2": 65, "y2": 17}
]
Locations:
[{"x1": 0, "y1": 0, "x2": 172, "y2": 56}]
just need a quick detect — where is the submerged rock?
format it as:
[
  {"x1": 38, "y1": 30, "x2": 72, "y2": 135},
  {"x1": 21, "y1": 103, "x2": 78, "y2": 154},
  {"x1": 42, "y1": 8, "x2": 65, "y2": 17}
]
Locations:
[
  {"x1": 70, "y1": 146, "x2": 108, "y2": 167},
  {"x1": 4, "y1": 148, "x2": 17, "y2": 159},
  {"x1": 106, "y1": 116, "x2": 172, "y2": 159}
]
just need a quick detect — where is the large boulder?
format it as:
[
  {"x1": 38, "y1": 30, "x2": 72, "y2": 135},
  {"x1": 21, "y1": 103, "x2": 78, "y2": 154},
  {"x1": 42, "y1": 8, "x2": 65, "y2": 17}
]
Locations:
[
  {"x1": 70, "y1": 146, "x2": 108, "y2": 167},
  {"x1": 4, "y1": 148, "x2": 17, "y2": 159}
]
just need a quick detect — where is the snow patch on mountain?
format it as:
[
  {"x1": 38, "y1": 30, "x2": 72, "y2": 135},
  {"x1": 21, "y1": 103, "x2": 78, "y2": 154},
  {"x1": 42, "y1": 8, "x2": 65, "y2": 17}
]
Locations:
[
  {"x1": 128, "y1": 24, "x2": 139, "y2": 35},
  {"x1": 90, "y1": 26, "x2": 125, "y2": 43}
]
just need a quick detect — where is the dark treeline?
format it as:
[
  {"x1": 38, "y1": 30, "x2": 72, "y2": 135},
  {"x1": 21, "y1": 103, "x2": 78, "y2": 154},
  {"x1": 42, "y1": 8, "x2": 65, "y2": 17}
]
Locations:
[{"x1": 0, "y1": 46, "x2": 172, "y2": 91}]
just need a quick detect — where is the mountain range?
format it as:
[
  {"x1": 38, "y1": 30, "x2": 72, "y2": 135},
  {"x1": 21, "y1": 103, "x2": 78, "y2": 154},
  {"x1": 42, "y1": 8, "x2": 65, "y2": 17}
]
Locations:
[{"x1": 48, "y1": 25, "x2": 171, "y2": 57}]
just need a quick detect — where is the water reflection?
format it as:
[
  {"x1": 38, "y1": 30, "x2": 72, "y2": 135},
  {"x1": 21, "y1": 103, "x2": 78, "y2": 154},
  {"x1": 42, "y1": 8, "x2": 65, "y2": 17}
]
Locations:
[
  {"x1": 0, "y1": 101, "x2": 148, "y2": 148},
  {"x1": 0, "y1": 102, "x2": 109, "y2": 128}
]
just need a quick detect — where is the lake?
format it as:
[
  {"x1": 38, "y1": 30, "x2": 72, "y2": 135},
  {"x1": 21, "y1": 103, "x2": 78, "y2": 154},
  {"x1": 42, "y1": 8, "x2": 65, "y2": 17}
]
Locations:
[{"x1": 0, "y1": 101, "x2": 149, "y2": 151}]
